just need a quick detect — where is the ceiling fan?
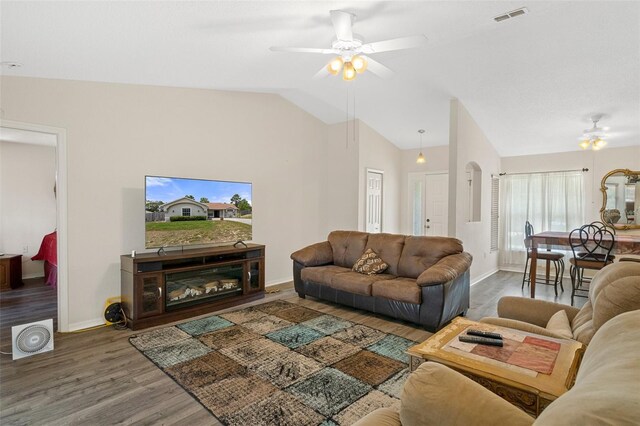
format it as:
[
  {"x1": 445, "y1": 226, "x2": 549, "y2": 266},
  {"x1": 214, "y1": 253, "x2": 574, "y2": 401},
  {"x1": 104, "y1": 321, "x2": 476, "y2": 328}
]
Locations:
[
  {"x1": 579, "y1": 115, "x2": 610, "y2": 150},
  {"x1": 270, "y1": 10, "x2": 427, "y2": 81}
]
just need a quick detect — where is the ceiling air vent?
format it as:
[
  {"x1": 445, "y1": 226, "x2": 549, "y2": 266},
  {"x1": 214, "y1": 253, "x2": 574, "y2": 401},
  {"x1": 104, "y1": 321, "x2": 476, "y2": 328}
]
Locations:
[{"x1": 493, "y1": 7, "x2": 529, "y2": 23}]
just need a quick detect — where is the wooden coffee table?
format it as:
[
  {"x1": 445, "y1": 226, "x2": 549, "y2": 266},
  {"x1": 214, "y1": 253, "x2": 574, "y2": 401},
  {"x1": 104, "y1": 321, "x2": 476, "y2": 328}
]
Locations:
[{"x1": 407, "y1": 317, "x2": 584, "y2": 417}]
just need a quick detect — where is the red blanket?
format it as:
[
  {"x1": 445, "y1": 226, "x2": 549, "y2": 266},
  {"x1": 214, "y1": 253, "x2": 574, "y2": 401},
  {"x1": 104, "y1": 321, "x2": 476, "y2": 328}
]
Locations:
[{"x1": 32, "y1": 231, "x2": 57, "y2": 287}]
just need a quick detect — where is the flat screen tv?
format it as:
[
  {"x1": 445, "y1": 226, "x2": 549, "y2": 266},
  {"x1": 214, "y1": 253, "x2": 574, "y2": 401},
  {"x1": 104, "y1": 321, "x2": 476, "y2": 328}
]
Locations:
[{"x1": 145, "y1": 175, "x2": 252, "y2": 249}]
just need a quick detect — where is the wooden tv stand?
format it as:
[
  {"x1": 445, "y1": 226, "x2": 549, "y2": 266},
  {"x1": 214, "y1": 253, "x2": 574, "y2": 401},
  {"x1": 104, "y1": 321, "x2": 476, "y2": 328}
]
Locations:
[{"x1": 120, "y1": 244, "x2": 265, "y2": 330}]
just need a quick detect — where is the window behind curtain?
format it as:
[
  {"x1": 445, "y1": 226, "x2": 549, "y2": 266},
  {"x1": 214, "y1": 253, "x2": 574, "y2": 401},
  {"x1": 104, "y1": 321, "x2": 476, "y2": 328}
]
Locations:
[
  {"x1": 499, "y1": 171, "x2": 585, "y2": 267},
  {"x1": 490, "y1": 177, "x2": 499, "y2": 252}
]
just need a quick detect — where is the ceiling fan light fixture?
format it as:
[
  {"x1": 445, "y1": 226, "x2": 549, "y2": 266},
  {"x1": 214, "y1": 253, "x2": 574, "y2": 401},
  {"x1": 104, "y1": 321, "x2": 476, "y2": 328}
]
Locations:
[
  {"x1": 352, "y1": 55, "x2": 367, "y2": 74},
  {"x1": 343, "y1": 61, "x2": 356, "y2": 81},
  {"x1": 578, "y1": 116, "x2": 610, "y2": 151},
  {"x1": 327, "y1": 57, "x2": 344, "y2": 75}
]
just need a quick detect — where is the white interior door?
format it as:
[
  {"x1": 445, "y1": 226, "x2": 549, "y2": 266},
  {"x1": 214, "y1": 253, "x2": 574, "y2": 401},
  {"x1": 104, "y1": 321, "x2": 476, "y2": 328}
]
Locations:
[
  {"x1": 409, "y1": 173, "x2": 448, "y2": 236},
  {"x1": 366, "y1": 171, "x2": 383, "y2": 233}
]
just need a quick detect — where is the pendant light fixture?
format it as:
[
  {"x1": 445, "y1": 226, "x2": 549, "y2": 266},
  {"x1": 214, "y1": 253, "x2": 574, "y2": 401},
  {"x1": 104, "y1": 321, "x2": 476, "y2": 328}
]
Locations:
[{"x1": 416, "y1": 129, "x2": 426, "y2": 164}]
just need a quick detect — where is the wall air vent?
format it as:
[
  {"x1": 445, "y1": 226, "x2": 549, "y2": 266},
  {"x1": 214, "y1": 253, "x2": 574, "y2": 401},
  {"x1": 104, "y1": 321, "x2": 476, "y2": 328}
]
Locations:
[{"x1": 493, "y1": 7, "x2": 529, "y2": 23}]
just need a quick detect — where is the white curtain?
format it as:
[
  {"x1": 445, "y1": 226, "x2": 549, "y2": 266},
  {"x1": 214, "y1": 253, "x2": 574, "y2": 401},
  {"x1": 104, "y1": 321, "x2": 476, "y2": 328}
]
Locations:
[{"x1": 499, "y1": 171, "x2": 585, "y2": 267}]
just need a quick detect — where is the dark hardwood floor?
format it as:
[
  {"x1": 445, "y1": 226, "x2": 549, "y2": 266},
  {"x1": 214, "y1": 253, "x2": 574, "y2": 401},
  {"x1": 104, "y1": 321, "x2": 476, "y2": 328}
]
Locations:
[
  {"x1": 0, "y1": 278, "x2": 58, "y2": 351},
  {"x1": 0, "y1": 271, "x2": 582, "y2": 425}
]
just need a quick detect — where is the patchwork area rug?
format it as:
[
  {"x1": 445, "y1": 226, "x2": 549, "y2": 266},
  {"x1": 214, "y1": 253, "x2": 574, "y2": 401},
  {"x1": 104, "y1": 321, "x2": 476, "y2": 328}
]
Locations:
[{"x1": 129, "y1": 300, "x2": 418, "y2": 425}]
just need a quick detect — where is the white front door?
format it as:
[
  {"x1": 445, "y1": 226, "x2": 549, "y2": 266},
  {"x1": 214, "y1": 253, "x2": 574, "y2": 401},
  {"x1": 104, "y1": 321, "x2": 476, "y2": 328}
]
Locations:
[
  {"x1": 409, "y1": 173, "x2": 448, "y2": 236},
  {"x1": 366, "y1": 171, "x2": 383, "y2": 233},
  {"x1": 424, "y1": 173, "x2": 448, "y2": 236}
]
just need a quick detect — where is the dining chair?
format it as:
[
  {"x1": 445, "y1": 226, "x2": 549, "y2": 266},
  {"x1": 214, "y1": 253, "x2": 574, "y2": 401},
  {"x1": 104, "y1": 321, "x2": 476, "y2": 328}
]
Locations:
[
  {"x1": 591, "y1": 220, "x2": 640, "y2": 263},
  {"x1": 569, "y1": 223, "x2": 615, "y2": 305},
  {"x1": 522, "y1": 221, "x2": 565, "y2": 296},
  {"x1": 590, "y1": 220, "x2": 616, "y2": 235}
]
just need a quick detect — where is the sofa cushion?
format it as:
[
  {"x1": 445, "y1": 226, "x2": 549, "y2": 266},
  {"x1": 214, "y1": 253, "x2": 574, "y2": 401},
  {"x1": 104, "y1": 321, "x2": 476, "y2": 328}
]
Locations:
[
  {"x1": 589, "y1": 261, "x2": 640, "y2": 300},
  {"x1": 569, "y1": 262, "x2": 640, "y2": 345},
  {"x1": 328, "y1": 231, "x2": 370, "y2": 269},
  {"x1": 571, "y1": 300, "x2": 592, "y2": 330},
  {"x1": 290, "y1": 241, "x2": 333, "y2": 267},
  {"x1": 301, "y1": 265, "x2": 351, "y2": 285},
  {"x1": 416, "y1": 252, "x2": 473, "y2": 286},
  {"x1": 534, "y1": 310, "x2": 640, "y2": 425},
  {"x1": 352, "y1": 407, "x2": 400, "y2": 426},
  {"x1": 330, "y1": 271, "x2": 395, "y2": 296},
  {"x1": 546, "y1": 310, "x2": 572, "y2": 339},
  {"x1": 397, "y1": 236, "x2": 464, "y2": 278},
  {"x1": 592, "y1": 276, "x2": 640, "y2": 331},
  {"x1": 401, "y1": 363, "x2": 533, "y2": 426},
  {"x1": 353, "y1": 248, "x2": 389, "y2": 275},
  {"x1": 372, "y1": 278, "x2": 421, "y2": 304},
  {"x1": 364, "y1": 233, "x2": 406, "y2": 276}
]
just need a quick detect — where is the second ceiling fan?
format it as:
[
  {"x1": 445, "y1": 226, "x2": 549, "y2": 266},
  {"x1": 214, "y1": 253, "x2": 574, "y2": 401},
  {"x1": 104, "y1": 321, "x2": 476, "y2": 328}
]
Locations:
[{"x1": 270, "y1": 10, "x2": 427, "y2": 81}]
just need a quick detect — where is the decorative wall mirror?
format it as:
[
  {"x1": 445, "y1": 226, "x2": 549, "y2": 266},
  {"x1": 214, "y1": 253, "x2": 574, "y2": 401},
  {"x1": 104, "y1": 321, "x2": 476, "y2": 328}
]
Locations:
[{"x1": 600, "y1": 169, "x2": 640, "y2": 230}]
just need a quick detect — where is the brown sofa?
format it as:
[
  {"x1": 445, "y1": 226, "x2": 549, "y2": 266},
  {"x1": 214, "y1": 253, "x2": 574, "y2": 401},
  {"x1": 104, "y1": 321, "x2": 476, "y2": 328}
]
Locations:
[
  {"x1": 354, "y1": 308, "x2": 640, "y2": 426},
  {"x1": 290, "y1": 231, "x2": 472, "y2": 331}
]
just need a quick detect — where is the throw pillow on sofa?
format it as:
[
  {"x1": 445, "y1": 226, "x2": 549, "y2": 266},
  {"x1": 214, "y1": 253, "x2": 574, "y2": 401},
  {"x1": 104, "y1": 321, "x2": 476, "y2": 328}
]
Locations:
[
  {"x1": 546, "y1": 310, "x2": 573, "y2": 339},
  {"x1": 353, "y1": 248, "x2": 389, "y2": 275}
]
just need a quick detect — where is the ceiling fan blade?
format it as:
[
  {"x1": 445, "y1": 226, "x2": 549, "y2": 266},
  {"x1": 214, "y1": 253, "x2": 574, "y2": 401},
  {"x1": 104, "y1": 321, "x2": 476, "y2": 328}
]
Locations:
[
  {"x1": 360, "y1": 35, "x2": 427, "y2": 54},
  {"x1": 270, "y1": 46, "x2": 338, "y2": 54},
  {"x1": 330, "y1": 10, "x2": 354, "y2": 41},
  {"x1": 312, "y1": 66, "x2": 330, "y2": 80},
  {"x1": 362, "y1": 56, "x2": 394, "y2": 79}
]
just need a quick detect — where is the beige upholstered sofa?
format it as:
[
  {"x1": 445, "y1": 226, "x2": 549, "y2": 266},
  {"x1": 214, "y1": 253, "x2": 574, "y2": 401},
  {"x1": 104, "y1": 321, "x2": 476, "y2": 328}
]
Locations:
[
  {"x1": 354, "y1": 309, "x2": 640, "y2": 426},
  {"x1": 291, "y1": 231, "x2": 472, "y2": 331},
  {"x1": 481, "y1": 262, "x2": 640, "y2": 345}
]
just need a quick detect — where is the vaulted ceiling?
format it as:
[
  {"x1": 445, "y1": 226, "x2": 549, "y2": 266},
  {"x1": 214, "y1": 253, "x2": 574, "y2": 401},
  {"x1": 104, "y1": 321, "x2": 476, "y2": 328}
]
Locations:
[{"x1": 2, "y1": 1, "x2": 638, "y2": 156}]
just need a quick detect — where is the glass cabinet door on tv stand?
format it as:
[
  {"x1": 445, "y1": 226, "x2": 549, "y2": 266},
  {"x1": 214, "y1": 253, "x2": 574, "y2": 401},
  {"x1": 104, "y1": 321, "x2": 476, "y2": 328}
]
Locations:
[
  {"x1": 135, "y1": 273, "x2": 164, "y2": 317},
  {"x1": 246, "y1": 259, "x2": 263, "y2": 293}
]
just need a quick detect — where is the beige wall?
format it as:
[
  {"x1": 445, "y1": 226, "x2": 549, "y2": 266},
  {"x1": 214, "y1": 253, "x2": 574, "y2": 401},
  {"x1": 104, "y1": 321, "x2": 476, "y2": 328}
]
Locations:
[
  {"x1": 501, "y1": 146, "x2": 640, "y2": 227},
  {"x1": 326, "y1": 121, "x2": 359, "y2": 232},
  {"x1": 357, "y1": 120, "x2": 402, "y2": 233},
  {"x1": 449, "y1": 100, "x2": 501, "y2": 282},
  {"x1": 0, "y1": 141, "x2": 57, "y2": 278},
  {"x1": 1, "y1": 76, "x2": 329, "y2": 329},
  {"x1": 399, "y1": 146, "x2": 449, "y2": 235},
  {"x1": 325, "y1": 119, "x2": 402, "y2": 235}
]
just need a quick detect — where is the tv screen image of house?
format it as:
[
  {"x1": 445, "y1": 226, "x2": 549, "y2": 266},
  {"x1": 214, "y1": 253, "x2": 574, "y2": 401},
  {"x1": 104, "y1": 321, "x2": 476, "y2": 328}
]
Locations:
[{"x1": 145, "y1": 176, "x2": 252, "y2": 249}]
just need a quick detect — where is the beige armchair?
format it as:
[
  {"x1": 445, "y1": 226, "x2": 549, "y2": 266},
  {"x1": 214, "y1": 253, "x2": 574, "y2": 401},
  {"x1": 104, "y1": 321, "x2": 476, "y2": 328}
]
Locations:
[
  {"x1": 354, "y1": 310, "x2": 640, "y2": 426},
  {"x1": 480, "y1": 262, "x2": 640, "y2": 344}
]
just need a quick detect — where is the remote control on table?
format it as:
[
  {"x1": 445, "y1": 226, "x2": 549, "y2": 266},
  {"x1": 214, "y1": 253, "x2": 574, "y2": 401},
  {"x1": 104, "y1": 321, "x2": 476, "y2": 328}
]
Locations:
[
  {"x1": 458, "y1": 335, "x2": 504, "y2": 347},
  {"x1": 467, "y1": 329, "x2": 503, "y2": 340}
]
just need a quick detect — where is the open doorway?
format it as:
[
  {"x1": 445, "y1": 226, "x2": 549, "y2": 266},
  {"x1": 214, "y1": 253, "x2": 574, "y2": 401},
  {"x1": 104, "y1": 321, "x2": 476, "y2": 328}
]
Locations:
[{"x1": 0, "y1": 121, "x2": 68, "y2": 335}]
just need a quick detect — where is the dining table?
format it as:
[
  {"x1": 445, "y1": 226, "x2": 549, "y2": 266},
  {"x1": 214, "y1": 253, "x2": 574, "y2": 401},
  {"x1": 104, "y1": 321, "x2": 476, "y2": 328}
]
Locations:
[{"x1": 528, "y1": 231, "x2": 640, "y2": 298}]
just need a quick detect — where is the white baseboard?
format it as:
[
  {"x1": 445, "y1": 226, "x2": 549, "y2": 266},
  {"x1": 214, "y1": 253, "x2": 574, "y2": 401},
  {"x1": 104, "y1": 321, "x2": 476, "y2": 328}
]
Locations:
[
  {"x1": 471, "y1": 269, "x2": 499, "y2": 286},
  {"x1": 266, "y1": 277, "x2": 292, "y2": 287},
  {"x1": 22, "y1": 273, "x2": 45, "y2": 280},
  {"x1": 499, "y1": 266, "x2": 570, "y2": 278},
  {"x1": 67, "y1": 318, "x2": 104, "y2": 332}
]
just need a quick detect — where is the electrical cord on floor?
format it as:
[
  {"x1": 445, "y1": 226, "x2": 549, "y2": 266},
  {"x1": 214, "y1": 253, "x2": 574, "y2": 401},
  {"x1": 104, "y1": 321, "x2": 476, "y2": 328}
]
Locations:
[
  {"x1": 0, "y1": 350, "x2": 12, "y2": 355},
  {"x1": 112, "y1": 308, "x2": 128, "y2": 330}
]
